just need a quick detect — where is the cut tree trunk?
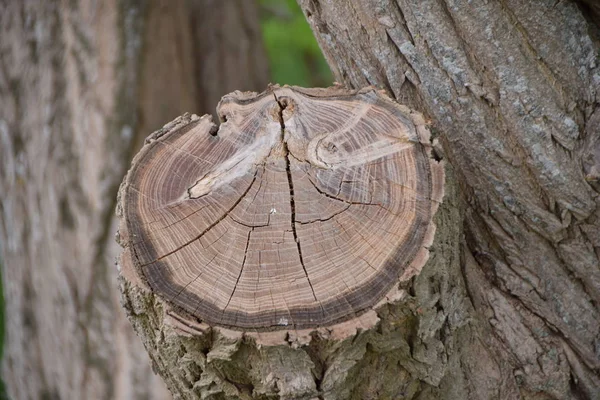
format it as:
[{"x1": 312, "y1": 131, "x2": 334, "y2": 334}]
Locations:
[
  {"x1": 295, "y1": 0, "x2": 600, "y2": 399},
  {"x1": 0, "y1": 1, "x2": 268, "y2": 399},
  {"x1": 116, "y1": 86, "x2": 457, "y2": 400}
]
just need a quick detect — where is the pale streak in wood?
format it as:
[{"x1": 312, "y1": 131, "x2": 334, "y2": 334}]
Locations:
[{"x1": 119, "y1": 86, "x2": 443, "y2": 334}]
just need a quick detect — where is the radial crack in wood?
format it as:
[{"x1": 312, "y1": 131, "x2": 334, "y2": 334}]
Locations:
[{"x1": 117, "y1": 85, "x2": 444, "y2": 343}]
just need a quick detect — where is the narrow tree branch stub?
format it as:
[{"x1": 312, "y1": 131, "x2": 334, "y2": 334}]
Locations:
[{"x1": 117, "y1": 85, "x2": 444, "y2": 343}]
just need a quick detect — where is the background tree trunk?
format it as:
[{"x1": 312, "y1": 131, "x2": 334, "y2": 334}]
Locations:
[
  {"x1": 0, "y1": 1, "x2": 268, "y2": 399},
  {"x1": 297, "y1": 0, "x2": 600, "y2": 398}
]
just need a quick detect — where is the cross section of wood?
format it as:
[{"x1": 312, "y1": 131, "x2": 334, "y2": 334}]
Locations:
[{"x1": 117, "y1": 86, "x2": 444, "y2": 336}]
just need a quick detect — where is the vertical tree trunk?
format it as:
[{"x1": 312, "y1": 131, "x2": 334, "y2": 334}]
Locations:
[
  {"x1": 0, "y1": 1, "x2": 269, "y2": 399},
  {"x1": 297, "y1": 0, "x2": 600, "y2": 399}
]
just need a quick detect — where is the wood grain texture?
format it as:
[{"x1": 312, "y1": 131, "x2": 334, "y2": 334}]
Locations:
[{"x1": 118, "y1": 86, "x2": 443, "y2": 338}]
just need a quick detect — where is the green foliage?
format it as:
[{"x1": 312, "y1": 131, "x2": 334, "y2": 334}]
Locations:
[{"x1": 259, "y1": 0, "x2": 332, "y2": 87}]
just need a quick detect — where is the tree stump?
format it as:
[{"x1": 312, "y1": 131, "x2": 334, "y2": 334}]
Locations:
[{"x1": 117, "y1": 86, "x2": 457, "y2": 399}]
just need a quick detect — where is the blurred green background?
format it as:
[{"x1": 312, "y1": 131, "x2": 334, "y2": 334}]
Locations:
[
  {"x1": 259, "y1": 0, "x2": 332, "y2": 87},
  {"x1": 0, "y1": 3, "x2": 329, "y2": 399}
]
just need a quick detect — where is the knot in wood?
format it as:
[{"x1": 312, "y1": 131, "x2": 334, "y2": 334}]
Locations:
[{"x1": 117, "y1": 86, "x2": 444, "y2": 339}]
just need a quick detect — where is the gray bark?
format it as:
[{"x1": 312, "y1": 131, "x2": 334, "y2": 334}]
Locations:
[
  {"x1": 296, "y1": 0, "x2": 600, "y2": 399},
  {"x1": 0, "y1": 1, "x2": 269, "y2": 399}
]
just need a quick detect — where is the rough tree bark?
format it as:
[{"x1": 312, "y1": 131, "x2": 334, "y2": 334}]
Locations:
[
  {"x1": 294, "y1": 0, "x2": 600, "y2": 399},
  {"x1": 0, "y1": 1, "x2": 268, "y2": 399}
]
